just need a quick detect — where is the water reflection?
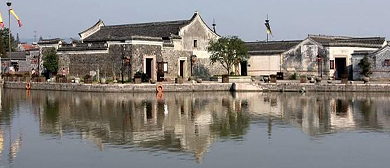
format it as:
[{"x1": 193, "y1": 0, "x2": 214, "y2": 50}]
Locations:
[{"x1": 1, "y1": 90, "x2": 390, "y2": 162}]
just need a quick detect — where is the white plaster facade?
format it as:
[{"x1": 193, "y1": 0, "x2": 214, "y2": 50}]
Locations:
[{"x1": 247, "y1": 54, "x2": 282, "y2": 76}]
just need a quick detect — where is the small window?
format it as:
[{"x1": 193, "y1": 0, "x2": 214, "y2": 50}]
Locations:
[
  {"x1": 194, "y1": 40, "x2": 198, "y2": 48},
  {"x1": 330, "y1": 60, "x2": 335, "y2": 69},
  {"x1": 163, "y1": 62, "x2": 168, "y2": 73},
  {"x1": 384, "y1": 59, "x2": 390, "y2": 67}
]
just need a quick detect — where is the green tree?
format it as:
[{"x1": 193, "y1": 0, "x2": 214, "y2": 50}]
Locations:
[
  {"x1": 0, "y1": 28, "x2": 16, "y2": 56},
  {"x1": 207, "y1": 36, "x2": 249, "y2": 75},
  {"x1": 358, "y1": 56, "x2": 372, "y2": 77},
  {"x1": 43, "y1": 48, "x2": 59, "y2": 74},
  {"x1": 0, "y1": 33, "x2": 5, "y2": 57}
]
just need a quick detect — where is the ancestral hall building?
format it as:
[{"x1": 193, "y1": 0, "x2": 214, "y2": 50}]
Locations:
[{"x1": 56, "y1": 12, "x2": 223, "y2": 81}]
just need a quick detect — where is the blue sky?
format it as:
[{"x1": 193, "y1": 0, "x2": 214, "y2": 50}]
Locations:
[{"x1": 2, "y1": 0, "x2": 389, "y2": 42}]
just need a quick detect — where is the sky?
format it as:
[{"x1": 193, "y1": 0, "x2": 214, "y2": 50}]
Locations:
[{"x1": 1, "y1": 0, "x2": 389, "y2": 42}]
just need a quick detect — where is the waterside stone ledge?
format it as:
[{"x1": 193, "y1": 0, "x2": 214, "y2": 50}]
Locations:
[{"x1": 4, "y1": 82, "x2": 390, "y2": 93}]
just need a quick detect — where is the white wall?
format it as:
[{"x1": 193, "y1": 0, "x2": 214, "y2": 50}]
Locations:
[
  {"x1": 248, "y1": 54, "x2": 281, "y2": 76},
  {"x1": 328, "y1": 47, "x2": 377, "y2": 76}
]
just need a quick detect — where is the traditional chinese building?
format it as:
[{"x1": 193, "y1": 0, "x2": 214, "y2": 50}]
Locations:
[
  {"x1": 56, "y1": 12, "x2": 223, "y2": 81},
  {"x1": 246, "y1": 35, "x2": 386, "y2": 79}
]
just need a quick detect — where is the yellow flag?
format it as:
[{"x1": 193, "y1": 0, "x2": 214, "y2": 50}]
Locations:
[
  {"x1": 0, "y1": 13, "x2": 4, "y2": 29},
  {"x1": 10, "y1": 9, "x2": 22, "y2": 27}
]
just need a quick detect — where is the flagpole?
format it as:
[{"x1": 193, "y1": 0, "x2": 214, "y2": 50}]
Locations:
[
  {"x1": 7, "y1": 1, "x2": 11, "y2": 70},
  {"x1": 266, "y1": 15, "x2": 269, "y2": 42}
]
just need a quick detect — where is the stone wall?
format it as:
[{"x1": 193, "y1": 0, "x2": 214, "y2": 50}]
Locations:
[
  {"x1": 129, "y1": 44, "x2": 163, "y2": 81},
  {"x1": 59, "y1": 52, "x2": 115, "y2": 78},
  {"x1": 193, "y1": 57, "x2": 225, "y2": 78},
  {"x1": 161, "y1": 49, "x2": 192, "y2": 80},
  {"x1": 3, "y1": 82, "x2": 234, "y2": 93},
  {"x1": 372, "y1": 47, "x2": 390, "y2": 80},
  {"x1": 352, "y1": 46, "x2": 390, "y2": 81},
  {"x1": 283, "y1": 41, "x2": 328, "y2": 78},
  {"x1": 261, "y1": 83, "x2": 390, "y2": 92}
]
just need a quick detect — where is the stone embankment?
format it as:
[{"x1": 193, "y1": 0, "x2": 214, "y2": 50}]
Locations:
[
  {"x1": 3, "y1": 82, "x2": 262, "y2": 93},
  {"x1": 4, "y1": 81, "x2": 390, "y2": 93},
  {"x1": 260, "y1": 83, "x2": 390, "y2": 92}
]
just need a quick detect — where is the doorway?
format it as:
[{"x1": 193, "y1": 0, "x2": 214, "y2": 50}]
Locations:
[
  {"x1": 157, "y1": 62, "x2": 165, "y2": 82},
  {"x1": 146, "y1": 58, "x2": 153, "y2": 80},
  {"x1": 180, "y1": 60, "x2": 185, "y2": 78},
  {"x1": 240, "y1": 61, "x2": 248, "y2": 76},
  {"x1": 335, "y1": 58, "x2": 347, "y2": 79}
]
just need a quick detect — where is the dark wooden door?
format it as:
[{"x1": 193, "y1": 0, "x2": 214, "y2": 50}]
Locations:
[
  {"x1": 146, "y1": 58, "x2": 152, "y2": 80},
  {"x1": 241, "y1": 61, "x2": 248, "y2": 76},
  {"x1": 157, "y1": 62, "x2": 164, "y2": 82},
  {"x1": 335, "y1": 58, "x2": 347, "y2": 79},
  {"x1": 180, "y1": 60, "x2": 185, "y2": 77}
]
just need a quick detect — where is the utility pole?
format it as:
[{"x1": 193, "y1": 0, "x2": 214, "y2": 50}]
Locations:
[{"x1": 7, "y1": 1, "x2": 12, "y2": 69}]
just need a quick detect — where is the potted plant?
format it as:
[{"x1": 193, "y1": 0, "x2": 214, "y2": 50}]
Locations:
[
  {"x1": 300, "y1": 75, "x2": 307, "y2": 83},
  {"x1": 83, "y1": 74, "x2": 93, "y2": 84},
  {"x1": 56, "y1": 74, "x2": 67, "y2": 83},
  {"x1": 188, "y1": 76, "x2": 195, "y2": 81},
  {"x1": 358, "y1": 56, "x2": 372, "y2": 84},
  {"x1": 222, "y1": 74, "x2": 229, "y2": 83},
  {"x1": 4, "y1": 73, "x2": 12, "y2": 82},
  {"x1": 175, "y1": 76, "x2": 184, "y2": 84},
  {"x1": 263, "y1": 76, "x2": 270, "y2": 83},
  {"x1": 362, "y1": 77, "x2": 370, "y2": 84},
  {"x1": 270, "y1": 74, "x2": 277, "y2": 83},
  {"x1": 316, "y1": 77, "x2": 322, "y2": 83},
  {"x1": 134, "y1": 70, "x2": 142, "y2": 84},
  {"x1": 196, "y1": 78, "x2": 203, "y2": 83}
]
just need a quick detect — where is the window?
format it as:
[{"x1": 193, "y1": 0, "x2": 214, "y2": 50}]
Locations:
[
  {"x1": 330, "y1": 60, "x2": 335, "y2": 69},
  {"x1": 384, "y1": 59, "x2": 390, "y2": 67},
  {"x1": 158, "y1": 62, "x2": 168, "y2": 73},
  {"x1": 194, "y1": 40, "x2": 198, "y2": 48},
  {"x1": 163, "y1": 62, "x2": 168, "y2": 73}
]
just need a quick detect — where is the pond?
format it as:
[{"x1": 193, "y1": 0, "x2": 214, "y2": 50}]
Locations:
[{"x1": 0, "y1": 89, "x2": 389, "y2": 168}]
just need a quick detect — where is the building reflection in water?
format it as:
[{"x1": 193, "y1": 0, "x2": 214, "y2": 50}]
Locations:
[{"x1": 2, "y1": 90, "x2": 390, "y2": 161}]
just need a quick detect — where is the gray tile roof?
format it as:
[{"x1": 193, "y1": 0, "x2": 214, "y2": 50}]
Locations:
[
  {"x1": 38, "y1": 38, "x2": 63, "y2": 44},
  {"x1": 246, "y1": 40, "x2": 302, "y2": 55},
  {"x1": 57, "y1": 43, "x2": 108, "y2": 51},
  {"x1": 4, "y1": 51, "x2": 27, "y2": 60},
  {"x1": 83, "y1": 19, "x2": 192, "y2": 42},
  {"x1": 308, "y1": 35, "x2": 385, "y2": 48}
]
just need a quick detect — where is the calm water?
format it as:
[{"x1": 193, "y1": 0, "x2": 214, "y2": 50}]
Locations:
[{"x1": 0, "y1": 89, "x2": 390, "y2": 168}]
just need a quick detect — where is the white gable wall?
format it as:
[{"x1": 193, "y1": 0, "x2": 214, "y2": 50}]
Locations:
[{"x1": 177, "y1": 13, "x2": 220, "y2": 58}]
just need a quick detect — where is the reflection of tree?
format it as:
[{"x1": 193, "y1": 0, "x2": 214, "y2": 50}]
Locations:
[
  {"x1": 43, "y1": 98, "x2": 59, "y2": 124},
  {"x1": 40, "y1": 97, "x2": 60, "y2": 136},
  {"x1": 210, "y1": 99, "x2": 250, "y2": 138},
  {"x1": 360, "y1": 99, "x2": 372, "y2": 121},
  {"x1": 0, "y1": 90, "x2": 15, "y2": 126}
]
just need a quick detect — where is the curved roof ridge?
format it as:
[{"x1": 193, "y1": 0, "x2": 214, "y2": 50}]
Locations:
[
  {"x1": 246, "y1": 40, "x2": 302, "y2": 44},
  {"x1": 104, "y1": 19, "x2": 190, "y2": 29}
]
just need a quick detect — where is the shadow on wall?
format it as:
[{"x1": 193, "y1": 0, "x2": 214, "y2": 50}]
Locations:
[{"x1": 193, "y1": 64, "x2": 211, "y2": 79}]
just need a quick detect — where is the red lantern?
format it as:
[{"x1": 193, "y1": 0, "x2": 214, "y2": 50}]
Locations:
[{"x1": 191, "y1": 55, "x2": 197, "y2": 64}]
